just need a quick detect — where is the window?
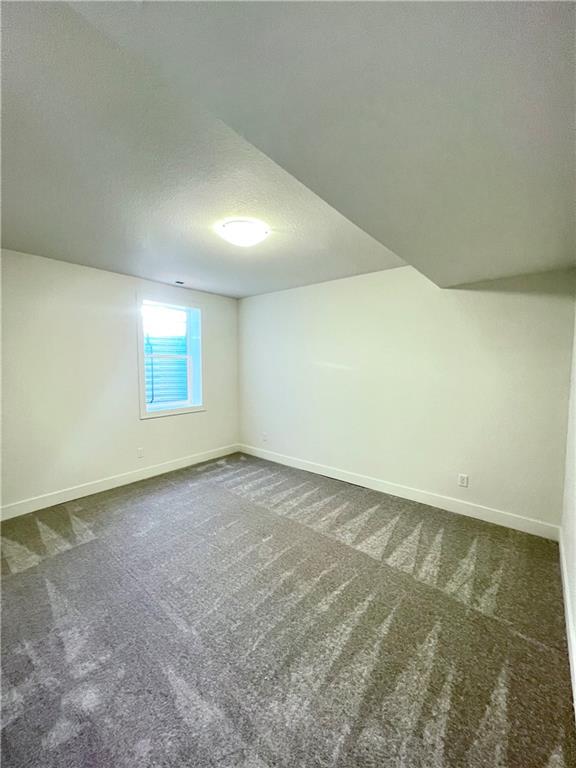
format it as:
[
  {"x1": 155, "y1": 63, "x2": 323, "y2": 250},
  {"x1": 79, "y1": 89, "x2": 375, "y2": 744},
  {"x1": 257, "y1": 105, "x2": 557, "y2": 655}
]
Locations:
[{"x1": 138, "y1": 299, "x2": 203, "y2": 418}]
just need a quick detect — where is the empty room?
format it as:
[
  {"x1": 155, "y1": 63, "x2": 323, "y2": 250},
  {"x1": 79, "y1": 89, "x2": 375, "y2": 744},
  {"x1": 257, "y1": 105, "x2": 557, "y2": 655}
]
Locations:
[{"x1": 1, "y1": 2, "x2": 575, "y2": 766}]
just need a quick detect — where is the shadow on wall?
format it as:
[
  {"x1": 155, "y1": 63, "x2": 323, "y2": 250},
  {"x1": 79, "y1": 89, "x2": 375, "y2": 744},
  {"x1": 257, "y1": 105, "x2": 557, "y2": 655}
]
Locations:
[{"x1": 451, "y1": 268, "x2": 576, "y2": 297}]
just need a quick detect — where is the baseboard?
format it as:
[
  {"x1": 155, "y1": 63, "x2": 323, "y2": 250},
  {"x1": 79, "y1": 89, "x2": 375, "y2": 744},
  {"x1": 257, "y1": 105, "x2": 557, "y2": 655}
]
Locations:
[
  {"x1": 239, "y1": 444, "x2": 560, "y2": 541},
  {"x1": 559, "y1": 530, "x2": 576, "y2": 719},
  {"x1": 3, "y1": 440, "x2": 560, "y2": 541},
  {"x1": 1, "y1": 444, "x2": 241, "y2": 521}
]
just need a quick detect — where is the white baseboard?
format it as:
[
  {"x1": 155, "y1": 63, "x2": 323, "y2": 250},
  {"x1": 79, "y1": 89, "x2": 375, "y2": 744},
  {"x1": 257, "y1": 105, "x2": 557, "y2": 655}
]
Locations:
[
  {"x1": 1, "y1": 444, "x2": 241, "y2": 520},
  {"x1": 3, "y1": 440, "x2": 560, "y2": 542},
  {"x1": 239, "y1": 444, "x2": 560, "y2": 541},
  {"x1": 559, "y1": 530, "x2": 576, "y2": 719}
]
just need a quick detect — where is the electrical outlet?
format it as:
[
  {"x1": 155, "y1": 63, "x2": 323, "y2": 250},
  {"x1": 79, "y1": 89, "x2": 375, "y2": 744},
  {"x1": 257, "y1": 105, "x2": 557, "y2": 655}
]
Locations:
[
  {"x1": 137, "y1": 447, "x2": 144, "y2": 459},
  {"x1": 262, "y1": 432, "x2": 268, "y2": 444},
  {"x1": 458, "y1": 473, "x2": 469, "y2": 488}
]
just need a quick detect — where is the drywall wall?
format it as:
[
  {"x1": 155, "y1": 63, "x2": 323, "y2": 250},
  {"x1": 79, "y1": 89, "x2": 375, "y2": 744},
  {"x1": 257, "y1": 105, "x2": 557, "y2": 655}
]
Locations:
[
  {"x1": 239, "y1": 266, "x2": 575, "y2": 539},
  {"x1": 1, "y1": 250, "x2": 239, "y2": 517},
  {"x1": 561, "y1": 303, "x2": 576, "y2": 708},
  {"x1": 4, "y1": 251, "x2": 574, "y2": 539}
]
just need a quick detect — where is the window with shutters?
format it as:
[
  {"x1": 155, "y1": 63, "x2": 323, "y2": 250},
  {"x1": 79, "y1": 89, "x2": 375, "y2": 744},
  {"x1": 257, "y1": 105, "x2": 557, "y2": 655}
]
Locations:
[{"x1": 138, "y1": 299, "x2": 203, "y2": 418}]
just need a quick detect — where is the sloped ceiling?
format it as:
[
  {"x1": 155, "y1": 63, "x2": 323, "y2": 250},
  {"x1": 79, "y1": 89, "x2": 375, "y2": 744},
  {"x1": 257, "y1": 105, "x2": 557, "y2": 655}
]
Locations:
[
  {"x1": 2, "y1": 2, "x2": 574, "y2": 296},
  {"x1": 73, "y1": 1, "x2": 576, "y2": 287}
]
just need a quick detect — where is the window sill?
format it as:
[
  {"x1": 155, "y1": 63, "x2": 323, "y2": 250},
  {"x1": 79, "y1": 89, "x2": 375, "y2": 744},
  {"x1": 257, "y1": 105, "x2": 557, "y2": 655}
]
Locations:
[{"x1": 139, "y1": 405, "x2": 206, "y2": 420}]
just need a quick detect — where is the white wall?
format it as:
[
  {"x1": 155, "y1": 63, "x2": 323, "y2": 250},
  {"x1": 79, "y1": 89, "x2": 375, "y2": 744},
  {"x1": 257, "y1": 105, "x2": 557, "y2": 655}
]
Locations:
[
  {"x1": 3, "y1": 252, "x2": 574, "y2": 540},
  {"x1": 239, "y1": 267, "x2": 575, "y2": 539},
  {"x1": 561, "y1": 304, "x2": 576, "y2": 707},
  {"x1": 1, "y1": 250, "x2": 239, "y2": 517}
]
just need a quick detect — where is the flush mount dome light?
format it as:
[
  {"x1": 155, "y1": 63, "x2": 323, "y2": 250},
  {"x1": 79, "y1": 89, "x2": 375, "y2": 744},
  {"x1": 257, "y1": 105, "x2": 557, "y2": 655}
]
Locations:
[{"x1": 215, "y1": 218, "x2": 270, "y2": 247}]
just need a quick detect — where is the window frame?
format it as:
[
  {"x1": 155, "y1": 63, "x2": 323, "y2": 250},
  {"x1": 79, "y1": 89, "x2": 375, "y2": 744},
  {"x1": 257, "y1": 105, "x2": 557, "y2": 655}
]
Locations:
[{"x1": 137, "y1": 293, "x2": 205, "y2": 420}]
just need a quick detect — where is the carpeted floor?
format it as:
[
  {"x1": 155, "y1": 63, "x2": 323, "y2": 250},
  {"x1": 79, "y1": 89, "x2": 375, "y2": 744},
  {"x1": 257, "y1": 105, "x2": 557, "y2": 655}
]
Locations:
[{"x1": 1, "y1": 453, "x2": 574, "y2": 767}]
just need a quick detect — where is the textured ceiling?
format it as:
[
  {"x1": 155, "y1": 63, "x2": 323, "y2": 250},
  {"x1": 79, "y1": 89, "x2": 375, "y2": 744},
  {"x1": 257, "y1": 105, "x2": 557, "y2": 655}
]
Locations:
[
  {"x1": 73, "y1": 1, "x2": 576, "y2": 287},
  {"x1": 2, "y1": 2, "x2": 574, "y2": 296},
  {"x1": 1, "y1": 3, "x2": 402, "y2": 298}
]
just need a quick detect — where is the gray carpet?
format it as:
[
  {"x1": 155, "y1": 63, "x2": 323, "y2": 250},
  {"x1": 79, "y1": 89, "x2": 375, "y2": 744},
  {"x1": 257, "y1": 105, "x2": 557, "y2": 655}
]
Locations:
[{"x1": 1, "y1": 453, "x2": 574, "y2": 767}]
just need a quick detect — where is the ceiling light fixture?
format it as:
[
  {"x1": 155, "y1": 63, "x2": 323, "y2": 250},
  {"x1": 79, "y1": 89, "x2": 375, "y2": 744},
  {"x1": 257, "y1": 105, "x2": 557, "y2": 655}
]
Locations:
[{"x1": 215, "y1": 218, "x2": 270, "y2": 247}]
